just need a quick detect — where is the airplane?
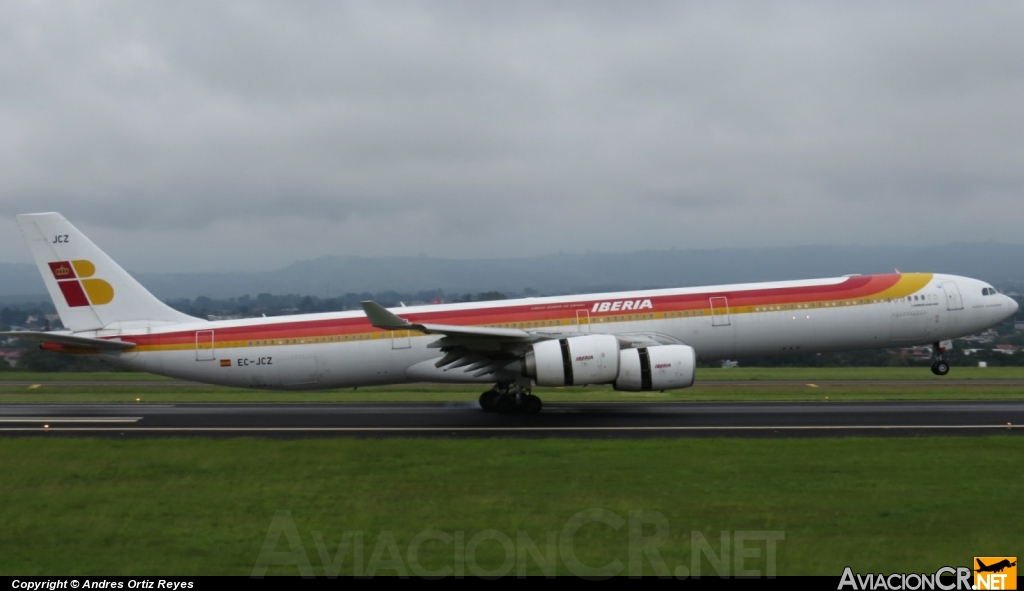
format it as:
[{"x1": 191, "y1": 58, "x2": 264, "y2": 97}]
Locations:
[
  {"x1": 976, "y1": 559, "x2": 1016, "y2": 573},
  {"x1": 1, "y1": 213, "x2": 1019, "y2": 413}
]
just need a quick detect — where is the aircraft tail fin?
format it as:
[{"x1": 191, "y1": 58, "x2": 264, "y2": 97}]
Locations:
[{"x1": 16, "y1": 213, "x2": 201, "y2": 332}]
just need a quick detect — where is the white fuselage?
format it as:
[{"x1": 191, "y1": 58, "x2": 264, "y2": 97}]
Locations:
[{"x1": 76, "y1": 272, "x2": 1017, "y2": 390}]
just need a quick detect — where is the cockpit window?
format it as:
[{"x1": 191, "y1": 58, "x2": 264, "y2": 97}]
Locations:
[{"x1": 982, "y1": 287, "x2": 997, "y2": 296}]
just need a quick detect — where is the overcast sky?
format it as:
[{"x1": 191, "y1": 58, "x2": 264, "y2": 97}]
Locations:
[{"x1": 2, "y1": 2, "x2": 1022, "y2": 272}]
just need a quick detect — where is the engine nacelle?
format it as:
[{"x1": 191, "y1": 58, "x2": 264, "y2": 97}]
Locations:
[
  {"x1": 523, "y1": 334, "x2": 620, "y2": 386},
  {"x1": 614, "y1": 345, "x2": 696, "y2": 391}
]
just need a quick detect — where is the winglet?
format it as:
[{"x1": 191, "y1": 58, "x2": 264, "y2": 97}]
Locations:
[
  {"x1": 361, "y1": 301, "x2": 413, "y2": 330},
  {"x1": 361, "y1": 300, "x2": 532, "y2": 339}
]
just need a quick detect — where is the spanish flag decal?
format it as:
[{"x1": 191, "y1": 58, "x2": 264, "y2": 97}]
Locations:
[{"x1": 48, "y1": 260, "x2": 115, "y2": 307}]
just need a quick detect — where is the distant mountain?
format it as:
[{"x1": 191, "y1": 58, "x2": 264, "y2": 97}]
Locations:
[{"x1": 2, "y1": 242, "x2": 1022, "y2": 301}]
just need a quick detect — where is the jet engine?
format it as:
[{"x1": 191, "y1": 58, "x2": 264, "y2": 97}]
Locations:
[
  {"x1": 614, "y1": 345, "x2": 696, "y2": 391},
  {"x1": 521, "y1": 335, "x2": 697, "y2": 391},
  {"x1": 522, "y1": 334, "x2": 620, "y2": 386}
]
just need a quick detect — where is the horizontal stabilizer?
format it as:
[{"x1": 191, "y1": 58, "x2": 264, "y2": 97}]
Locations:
[{"x1": 0, "y1": 331, "x2": 136, "y2": 350}]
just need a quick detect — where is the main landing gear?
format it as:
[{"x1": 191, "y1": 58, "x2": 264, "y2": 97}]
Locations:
[
  {"x1": 479, "y1": 382, "x2": 542, "y2": 414},
  {"x1": 931, "y1": 341, "x2": 950, "y2": 376}
]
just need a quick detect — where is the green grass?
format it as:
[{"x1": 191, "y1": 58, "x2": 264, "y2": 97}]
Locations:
[
  {"x1": 696, "y1": 366, "x2": 1024, "y2": 381},
  {"x1": 3, "y1": 366, "x2": 1024, "y2": 383},
  {"x1": 2, "y1": 368, "x2": 1024, "y2": 403},
  {"x1": 0, "y1": 437, "x2": 1020, "y2": 576},
  {"x1": 3, "y1": 384, "x2": 1024, "y2": 404},
  {"x1": 0, "y1": 372, "x2": 174, "y2": 381}
]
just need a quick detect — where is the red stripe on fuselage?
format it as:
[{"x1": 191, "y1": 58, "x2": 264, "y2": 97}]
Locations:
[{"x1": 122, "y1": 274, "x2": 903, "y2": 347}]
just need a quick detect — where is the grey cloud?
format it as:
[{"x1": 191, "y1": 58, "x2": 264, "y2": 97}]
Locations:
[{"x1": 1, "y1": 2, "x2": 1023, "y2": 272}]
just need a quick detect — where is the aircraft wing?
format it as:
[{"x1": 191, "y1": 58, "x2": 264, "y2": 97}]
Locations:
[
  {"x1": 361, "y1": 301, "x2": 532, "y2": 340},
  {"x1": 361, "y1": 301, "x2": 686, "y2": 379},
  {"x1": 614, "y1": 332, "x2": 685, "y2": 348},
  {"x1": 0, "y1": 331, "x2": 137, "y2": 350},
  {"x1": 363, "y1": 301, "x2": 551, "y2": 378}
]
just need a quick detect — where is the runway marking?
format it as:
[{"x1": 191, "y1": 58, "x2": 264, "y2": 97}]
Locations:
[
  {"x1": 0, "y1": 424, "x2": 1017, "y2": 432},
  {"x1": 0, "y1": 417, "x2": 142, "y2": 423}
]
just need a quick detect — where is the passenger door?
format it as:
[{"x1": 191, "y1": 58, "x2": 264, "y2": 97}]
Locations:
[
  {"x1": 941, "y1": 282, "x2": 964, "y2": 311},
  {"x1": 709, "y1": 297, "x2": 731, "y2": 327},
  {"x1": 576, "y1": 309, "x2": 592, "y2": 333},
  {"x1": 195, "y1": 330, "x2": 215, "y2": 361}
]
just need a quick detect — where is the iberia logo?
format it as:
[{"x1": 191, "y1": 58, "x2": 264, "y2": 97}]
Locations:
[
  {"x1": 48, "y1": 260, "x2": 114, "y2": 308},
  {"x1": 974, "y1": 557, "x2": 1017, "y2": 590}
]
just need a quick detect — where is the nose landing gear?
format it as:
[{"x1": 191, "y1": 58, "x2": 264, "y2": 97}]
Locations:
[{"x1": 479, "y1": 381, "x2": 542, "y2": 414}]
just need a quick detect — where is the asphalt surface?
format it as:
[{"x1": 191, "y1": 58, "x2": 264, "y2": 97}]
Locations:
[
  {"x1": 0, "y1": 401, "x2": 1021, "y2": 438},
  {"x1": 3, "y1": 379, "x2": 1024, "y2": 387}
]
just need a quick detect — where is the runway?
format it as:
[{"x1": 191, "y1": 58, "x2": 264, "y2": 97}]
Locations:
[
  {"x1": 3, "y1": 379, "x2": 1024, "y2": 387},
  {"x1": 0, "y1": 400, "x2": 1022, "y2": 438}
]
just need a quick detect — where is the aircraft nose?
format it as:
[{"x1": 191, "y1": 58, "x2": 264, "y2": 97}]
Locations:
[{"x1": 1010, "y1": 296, "x2": 1020, "y2": 316}]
